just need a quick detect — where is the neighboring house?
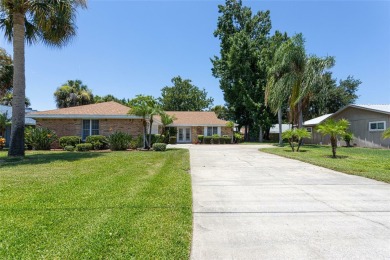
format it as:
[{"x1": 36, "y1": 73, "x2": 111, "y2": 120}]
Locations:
[
  {"x1": 269, "y1": 124, "x2": 292, "y2": 141},
  {"x1": 27, "y1": 102, "x2": 233, "y2": 147},
  {"x1": 0, "y1": 105, "x2": 36, "y2": 147},
  {"x1": 154, "y1": 111, "x2": 233, "y2": 143},
  {"x1": 303, "y1": 105, "x2": 390, "y2": 148}
]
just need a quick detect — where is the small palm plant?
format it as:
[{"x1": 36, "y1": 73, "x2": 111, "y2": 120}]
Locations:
[
  {"x1": 282, "y1": 128, "x2": 311, "y2": 152},
  {"x1": 317, "y1": 119, "x2": 350, "y2": 158},
  {"x1": 383, "y1": 128, "x2": 390, "y2": 139}
]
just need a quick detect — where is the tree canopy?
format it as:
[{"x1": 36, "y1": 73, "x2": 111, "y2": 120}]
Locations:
[
  {"x1": 159, "y1": 76, "x2": 213, "y2": 111},
  {"x1": 0, "y1": 47, "x2": 13, "y2": 98},
  {"x1": 1, "y1": 0, "x2": 87, "y2": 156},
  {"x1": 54, "y1": 80, "x2": 93, "y2": 108}
]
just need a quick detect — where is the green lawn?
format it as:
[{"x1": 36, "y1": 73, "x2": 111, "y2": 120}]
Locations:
[
  {"x1": 261, "y1": 145, "x2": 390, "y2": 183},
  {"x1": 0, "y1": 149, "x2": 192, "y2": 259}
]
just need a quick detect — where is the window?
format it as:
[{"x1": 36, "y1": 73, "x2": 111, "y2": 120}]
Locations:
[
  {"x1": 306, "y1": 127, "x2": 312, "y2": 133},
  {"x1": 369, "y1": 121, "x2": 386, "y2": 132},
  {"x1": 82, "y1": 120, "x2": 99, "y2": 140},
  {"x1": 207, "y1": 127, "x2": 218, "y2": 136}
]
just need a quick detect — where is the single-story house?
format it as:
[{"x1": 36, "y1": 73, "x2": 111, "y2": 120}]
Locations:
[
  {"x1": 0, "y1": 105, "x2": 36, "y2": 147},
  {"x1": 154, "y1": 111, "x2": 232, "y2": 143},
  {"x1": 269, "y1": 124, "x2": 292, "y2": 141},
  {"x1": 27, "y1": 101, "x2": 233, "y2": 147},
  {"x1": 303, "y1": 104, "x2": 390, "y2": 148}
]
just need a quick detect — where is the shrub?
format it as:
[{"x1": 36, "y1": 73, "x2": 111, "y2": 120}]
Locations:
[
  {"x1": 169, "y1": 136, "x2": 177, "y2": 144},
  {"x1": 234, "y1": 133, "x2": 244, "y2": 143},
  {"x1": 108, "y1": 132, "x2": 132, "y2": 151},
  {"x1": 25, "y1": 127, "x2": 57, "y2": 150},
  {"x1": 146, "y1": 134, "x2": 165, "y2": 146},
  {"x1": 343, "y1": 131, "x2": 354, "y2": 147},
  {"x1": 212, "y1": 134, "x2": 220, "y2": 144},
  {"x1": 86, "y1": 135, "x2": 109, "y2": 150},
  {"x1": 152, "y1": 143, "x2": 167, "y2": 151},
  {"x1": 223, "y1": 137, "x2": 231, "y2": 144},
  {"x1": 198, "y1": 135, "x2": 204, "y2": 144},
  {"x1": 129, "y1": 135, "x2": 143, "y2": 150},
  {"x1": 203, "y1": 136, "x2": 212, "y2": 144},
  {"x1": 59, "y1": 136, "x2": 81, "y2": 148},
  {"x1": 64, "y1": 145, "x2": 75, "y2": 152},
  {"x1": 75, "y1": 143, "x2": 93, "y2": 152}
]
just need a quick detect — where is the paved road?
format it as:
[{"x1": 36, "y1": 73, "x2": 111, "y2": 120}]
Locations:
[{"x1": 186, "y1": 144, "x2": 390, "y2": 259}]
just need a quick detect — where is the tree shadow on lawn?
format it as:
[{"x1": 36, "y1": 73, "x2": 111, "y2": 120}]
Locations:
[
  {"x1": 0, "y1": 152, "x2": 104, "y2": 167},
  {"x1": 323, "y1": 155, "x2": 349, "y2": 159}
]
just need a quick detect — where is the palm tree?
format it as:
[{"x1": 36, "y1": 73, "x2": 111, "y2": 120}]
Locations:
[
  {"x1": 316, "y1": 118, "x2": 349, "y2": 158},
  {"x1": 266, "y1": 34, "x2": 335, "y2": 129},
  {"x1": 54, "y1": 80, "x2": 93, "y2": 108},
  {"x1": 0, "y1": 1, "x2": 87, "y2": 156},
  {"x1": 383, "y1": 128, "x2": 390, "y2": 139},
  {"x1": 128, "y1": 95, "x2": 157, "y2": 149}
]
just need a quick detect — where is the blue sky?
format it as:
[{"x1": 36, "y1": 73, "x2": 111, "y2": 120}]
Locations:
[{"x1": 1, "y1": 0, "x2": 389, "y2": 111}]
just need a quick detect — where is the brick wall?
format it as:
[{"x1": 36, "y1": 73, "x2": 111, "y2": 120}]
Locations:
[
  {"x1": 36, "y1": 118, "x2": 144, "y2": 148},
  {"x1": 221, "y1": 127, "x2": 233, "y2": 137}
]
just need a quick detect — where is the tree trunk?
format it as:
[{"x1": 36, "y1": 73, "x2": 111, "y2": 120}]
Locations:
[
  {"x1": 148, "y1": 117, "x2": 153, "y2": 149},
  {"x1": 143, "y1": 120, "x2": 148, "y2": 149},
  {"x1": 258, "y1": 125, "x2": 263, "y2": 143},
  {"x1": 244, "y1": 125, "x2": 248, "y2": 141},
  {"x1": 278, "y1": 108, "x2": 283, "y2": 146},
  {"x1": 8, "y1": 12, "x2": 26, "y2": 157},
  {"x1": 298, "y1": 99, "x2": 303, "y2": 128},
  {"x1": 330, "y1": 136, "x2": 337, "y2": 158}
]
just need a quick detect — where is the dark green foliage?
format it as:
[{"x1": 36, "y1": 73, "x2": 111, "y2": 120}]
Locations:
[
  {"x1": 234, "y1": 133, "x2": 244, "y2": 143},
  {"x1": 203, "y1": 136, "x2": 212, "y2": 144},
  {"x1": 146, "y1": 134, "x2": 165, "y2": 146},
  {"x1": 129, "y1": 135, "x2": 143, "y2": 150},
  {"x1": 343, "y1": 132, "x2": 354, "y2": 147},
  {"x1": 159, "y1": 76, "x2": 214, "y2": 111},
  {"x1": 59, "y1": 136, "x2": 81, "y2": 148},
  {"x1": 75, "y1": 143, "x2": 93, "y2": 152},
  {"x1": 86, "y1": 135, "x2": 109, "y2": 150},
  {"x1": 108, "y1": 132, "x2": 132, "y2": 151},
  {"x1": 0, "y1": 48, "x2": 13, "y2": 97},
  {"x1": 169, "y1": 136, "x2": 177, "y2": 144},
  {"x1": 198, "y1": 135, "x2": 204, "y2": 144},
  {"x1": 212, "y1": 134, "x2": 220, "y2": 144},
  {"x1": 64, "y1": 145, "x2": 75, "y2": 152},
  {"x1": 152, "y1": 143, "x2": 167, "y2": 151},
  {"x1": 93, "y1": 94, "x2": 128, "y2": 105},
  {"x1": 25, "y1": 127, "x2": 57, "y2": 150},
  {"x1": 223, "y1": 137, "x2": 232, "y2": 144}
]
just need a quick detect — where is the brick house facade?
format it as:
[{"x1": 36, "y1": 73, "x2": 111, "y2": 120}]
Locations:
[{"x1": 28, "y1": 102, "x2": 234, "y2": 147}]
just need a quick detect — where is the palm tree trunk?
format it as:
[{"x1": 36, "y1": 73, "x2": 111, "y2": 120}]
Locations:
[
  {"x1": 330, "y1": 136, "x2": 337, "y2": 158},
  {"x1": 298, "y1": 99, "x2": 303, "y2": 128},
  {"x1": 8, "y1": 12, "x2": 26, "y2": 157},
  {"x1": 148, "y1": 118, "x2": 153, "y2": 149},
  {"x1": 278, "y1": 108, "x2": 283, "y2": 146},
  {"x1": 143, "y1": 120, "x2": 148, "y2": 149}
]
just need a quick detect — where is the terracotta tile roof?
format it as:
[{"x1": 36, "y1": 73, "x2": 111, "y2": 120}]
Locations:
[
  {"x1": 158, "y1": 111, "x2": 230, "y2": 126},
  {"x1": 27, "y1": 101, "x2": 139, "y2": 119}
]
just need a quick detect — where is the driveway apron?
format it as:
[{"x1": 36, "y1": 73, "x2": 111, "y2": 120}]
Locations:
[{"x1": 188, "y1": 144, "x2": 390, "y2": 259}]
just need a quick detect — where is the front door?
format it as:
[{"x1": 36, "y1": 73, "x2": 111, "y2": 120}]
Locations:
[{"x1": 178, "y1": 127, "x2": 191, "y2": 143}]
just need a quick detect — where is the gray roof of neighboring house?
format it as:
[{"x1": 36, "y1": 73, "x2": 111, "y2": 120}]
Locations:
[
  {"x1": 269, "y1": 124, "x2": 292, "y2": 134},
  {"x1": 303, "y1": 114, "x2": 333, "y2": 126},
  {"x1": 344, "y1": 104, "x2": 390, "y2": 115},
  {"x1": 0, "y1": 105, "x2": 36, "y2": 125}
]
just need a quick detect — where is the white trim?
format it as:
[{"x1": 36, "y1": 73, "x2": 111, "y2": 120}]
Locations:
[
  {"x1": 177, "y1": 127, "x2": 191, "y2": 143},
  {"x1": 369, "y1": 121, "x2": 386, "y2": 132},
  {"x1": 167, "y1": 124, "x2": 227, "y2": 127}
]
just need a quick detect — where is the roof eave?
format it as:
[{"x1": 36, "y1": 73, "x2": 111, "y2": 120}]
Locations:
[{"x1": 26, "y1": 114, "x2": 143, "y2": 119}]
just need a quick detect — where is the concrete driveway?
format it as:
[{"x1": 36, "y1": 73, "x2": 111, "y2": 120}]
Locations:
[{"x1": 186, "y1": 144, "x2": 390, "y2": 259}]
